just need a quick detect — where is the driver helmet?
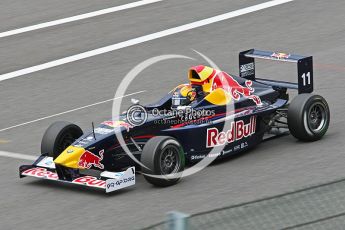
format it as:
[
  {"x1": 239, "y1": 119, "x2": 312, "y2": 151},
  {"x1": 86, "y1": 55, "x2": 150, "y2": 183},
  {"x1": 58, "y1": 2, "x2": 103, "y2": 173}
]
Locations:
[{"x1": 171, "y1": 85, "x2": 197, "y2": 108}]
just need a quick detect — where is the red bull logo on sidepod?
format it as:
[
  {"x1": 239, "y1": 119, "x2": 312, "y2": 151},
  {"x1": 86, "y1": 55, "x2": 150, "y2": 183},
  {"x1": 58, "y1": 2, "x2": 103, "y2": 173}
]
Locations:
[
  {"x1": 211, "y1": 71, "x2": 262, "y2": 106},
  {"x1": 206, "y1": 116, "x2": 256, "y2": 148},
  {"x1": 78, "y1": 149, "x2": 104, "y2": 169}
]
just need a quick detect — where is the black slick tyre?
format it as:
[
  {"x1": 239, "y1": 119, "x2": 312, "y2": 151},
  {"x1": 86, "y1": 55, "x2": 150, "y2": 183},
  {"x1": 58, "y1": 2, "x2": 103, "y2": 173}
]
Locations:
[
  {"x1": 141, "y1": 136, "x2": 185, "y2": 187},
  {"x1": 41, "y1": 121, "x2": 83, "y2": 159},
  {"x1": 288, "y1": 94, "x2": 330, "y2": 141}
]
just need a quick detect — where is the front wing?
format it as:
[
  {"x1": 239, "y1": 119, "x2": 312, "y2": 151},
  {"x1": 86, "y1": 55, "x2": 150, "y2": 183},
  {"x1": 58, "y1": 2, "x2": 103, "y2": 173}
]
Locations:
[{"x1": 19, "y1": 156, "x2": 135, "y2": 193}]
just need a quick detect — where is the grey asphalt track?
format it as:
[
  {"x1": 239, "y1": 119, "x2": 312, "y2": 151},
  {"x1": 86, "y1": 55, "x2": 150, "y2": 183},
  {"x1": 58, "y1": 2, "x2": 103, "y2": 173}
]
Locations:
[{"x1": 0, "y1": 0, "x2": 344, "y2": 229}]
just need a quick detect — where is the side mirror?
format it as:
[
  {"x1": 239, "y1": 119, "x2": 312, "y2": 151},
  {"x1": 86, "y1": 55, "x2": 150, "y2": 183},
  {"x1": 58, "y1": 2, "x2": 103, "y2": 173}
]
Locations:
[{"x1": 131, "y1": 98, "x2": 140, "y2": 105}]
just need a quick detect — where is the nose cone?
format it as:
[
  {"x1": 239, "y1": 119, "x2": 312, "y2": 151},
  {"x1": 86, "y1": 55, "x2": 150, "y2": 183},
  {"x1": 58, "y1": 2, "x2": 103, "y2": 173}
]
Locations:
[{"x1": 54, "y1": 146, "x2": 85, "y2": 169}]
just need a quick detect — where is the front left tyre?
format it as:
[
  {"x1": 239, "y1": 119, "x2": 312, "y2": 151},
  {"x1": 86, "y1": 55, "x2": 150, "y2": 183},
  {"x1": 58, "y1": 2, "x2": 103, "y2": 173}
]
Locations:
[{"x1": 141, "y1": 136, "x2": 185, "y2": 187}]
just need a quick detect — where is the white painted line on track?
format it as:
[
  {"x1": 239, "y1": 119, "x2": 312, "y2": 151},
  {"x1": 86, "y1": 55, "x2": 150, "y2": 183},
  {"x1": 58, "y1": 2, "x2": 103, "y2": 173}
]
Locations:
[
  {"x1": 0, "y1": 0, "x2": 164, "y2": 39},
  {"x1": 0, "y1": 151, "x2": 37, "y2": 161},
  {"x1": 0, "y1": 0, "x2": 294, "y2": 82},
  {"x1": 0, "y1": 90, "x2": 146, "y2": 132}
]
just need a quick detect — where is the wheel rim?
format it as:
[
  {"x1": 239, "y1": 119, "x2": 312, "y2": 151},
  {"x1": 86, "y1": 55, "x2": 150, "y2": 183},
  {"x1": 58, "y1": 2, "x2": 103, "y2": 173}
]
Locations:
[
  {"x1": 160, "y1": 145, "x2": 181, "y2": 175},
  {"x1": 307, "y1": 102, "x2": 327, "y2": 133},
  {"x1": 56, "y1": 133, "x2": 76, "y2": 154}
]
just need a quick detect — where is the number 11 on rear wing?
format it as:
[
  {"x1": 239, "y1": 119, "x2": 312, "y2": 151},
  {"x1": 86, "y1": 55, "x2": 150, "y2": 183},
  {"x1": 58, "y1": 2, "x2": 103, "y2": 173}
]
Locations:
[{"x1": 239, "y1": 49, "x2": 313, "y2": 94}]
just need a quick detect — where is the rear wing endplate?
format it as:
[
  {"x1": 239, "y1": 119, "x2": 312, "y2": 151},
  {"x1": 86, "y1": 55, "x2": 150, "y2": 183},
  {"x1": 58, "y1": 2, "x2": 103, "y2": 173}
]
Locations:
[{"x1": 239, "y1": 49, "x2": 313, "y2": 94}]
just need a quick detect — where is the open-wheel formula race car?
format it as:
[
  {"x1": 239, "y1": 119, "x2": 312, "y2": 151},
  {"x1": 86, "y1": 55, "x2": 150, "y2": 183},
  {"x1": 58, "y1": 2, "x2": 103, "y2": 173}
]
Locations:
[{"x1": 19, "y1": 49, "x2": 330, "y2": 193}]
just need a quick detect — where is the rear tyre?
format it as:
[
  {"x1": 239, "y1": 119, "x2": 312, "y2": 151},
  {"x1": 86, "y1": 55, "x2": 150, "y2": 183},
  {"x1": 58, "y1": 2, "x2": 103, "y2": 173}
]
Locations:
[
  {"x1": 288, "y1": 94, "x2": 330, "y2": 141},
  {"x1": 141, "y1": 136, "x2": 185, "y2": 187},
  {"x1": 41, "y1": 121, "x2": 83, "y2": 159}
]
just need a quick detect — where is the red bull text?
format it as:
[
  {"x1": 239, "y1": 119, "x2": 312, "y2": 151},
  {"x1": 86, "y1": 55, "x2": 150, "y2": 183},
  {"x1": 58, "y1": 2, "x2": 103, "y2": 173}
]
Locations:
[
  {"x1": 73, "y1": 176, "x2": 106, "y2": 188},
  {"x1": 207, "y1": 116, "x2": 257, "y2": 148},
  {"x1": 22, "y1": 167, "x2": 59, "y2": 180}
]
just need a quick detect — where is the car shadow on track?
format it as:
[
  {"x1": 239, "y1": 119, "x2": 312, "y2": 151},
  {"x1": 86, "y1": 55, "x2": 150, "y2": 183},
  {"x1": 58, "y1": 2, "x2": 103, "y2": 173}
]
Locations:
[{"x1": 22, "y1": 132, "x2": 336, "y2": 196}]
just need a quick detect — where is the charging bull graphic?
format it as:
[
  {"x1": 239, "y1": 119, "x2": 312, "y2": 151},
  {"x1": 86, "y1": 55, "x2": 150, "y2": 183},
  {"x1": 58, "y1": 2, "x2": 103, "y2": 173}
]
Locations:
[
  {"x1": 189, "y1": 65, "x2": 262, "y2": 106},
  {"x1": 212, "y1": 71, "x2": 262, "y2": 106},
  {"x1": 78, "y1": 149, "x2": 104, "y2": 169}
]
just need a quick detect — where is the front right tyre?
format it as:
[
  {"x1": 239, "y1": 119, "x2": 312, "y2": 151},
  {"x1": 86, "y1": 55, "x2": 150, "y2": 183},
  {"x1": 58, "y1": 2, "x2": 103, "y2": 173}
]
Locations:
[
  {"x1": 41, "y1": 121, "x2": 83, "y2": 180},
  {"x1": 41, "y1": 121, "x2": 83, "y2": 159}
]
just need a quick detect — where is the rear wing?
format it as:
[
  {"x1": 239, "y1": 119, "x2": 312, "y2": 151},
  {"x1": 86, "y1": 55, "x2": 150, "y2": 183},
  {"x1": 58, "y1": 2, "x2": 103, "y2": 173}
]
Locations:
[{"x1": 239, "y1": 49, "x2": 313, "y2": 94}]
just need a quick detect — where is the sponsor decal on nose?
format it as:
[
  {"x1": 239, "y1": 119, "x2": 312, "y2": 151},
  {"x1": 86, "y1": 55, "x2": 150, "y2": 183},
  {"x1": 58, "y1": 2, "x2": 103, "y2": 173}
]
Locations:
[
  {"x1": 54, "y1": 146, "x2": 85, "y2": 169},
  {"x1": 78, "y1": 149, "x2": 104, "y2": 170}
]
